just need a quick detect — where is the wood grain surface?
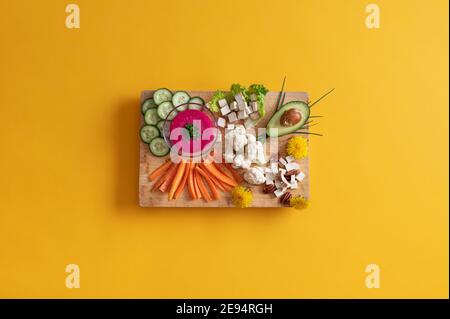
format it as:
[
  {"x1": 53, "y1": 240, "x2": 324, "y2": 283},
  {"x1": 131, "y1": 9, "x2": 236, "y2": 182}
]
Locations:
[{"x1": 139, "y1": 90, "x2": 309, "y2": 207}]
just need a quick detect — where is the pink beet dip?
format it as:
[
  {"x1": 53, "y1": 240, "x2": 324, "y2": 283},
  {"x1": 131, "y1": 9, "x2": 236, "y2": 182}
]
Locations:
[{"x1": 169, "y1": 109, "x2": 216, "y2": 155}]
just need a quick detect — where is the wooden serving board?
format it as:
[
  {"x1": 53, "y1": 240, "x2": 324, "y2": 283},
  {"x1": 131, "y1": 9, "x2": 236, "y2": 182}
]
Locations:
[{"x1": 139, "y1": 90, "x2": 309, "y2": 207}]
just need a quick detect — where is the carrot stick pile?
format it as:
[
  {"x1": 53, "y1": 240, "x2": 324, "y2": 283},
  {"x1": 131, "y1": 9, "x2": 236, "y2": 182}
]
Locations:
[{"x1": 148, "y1": 158, "x2": 240, "y2": 202}]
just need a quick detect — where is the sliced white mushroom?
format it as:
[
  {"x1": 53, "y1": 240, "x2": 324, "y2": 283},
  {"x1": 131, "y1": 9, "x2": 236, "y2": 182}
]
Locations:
[
  {"x1": 274, "y1": 188, "x2": 286, "y2": 198},
  {"x1": 285, "y1": 162, "x2": 300, "y2": 172},
  {"x1": 286, "y1": 155, "x2": 295, "y2": 163},
  {"x1": 280, "y1": 170, "x2": 292, "y2": 188},
  {"x1": 290, "y1": 175, "x2": 298, "y2": 189}
]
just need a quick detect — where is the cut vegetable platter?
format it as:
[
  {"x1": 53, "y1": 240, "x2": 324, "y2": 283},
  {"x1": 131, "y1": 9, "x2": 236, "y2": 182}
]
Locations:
[{"x1": 139, "y1": 89, "x2": 310, "y2": 208}]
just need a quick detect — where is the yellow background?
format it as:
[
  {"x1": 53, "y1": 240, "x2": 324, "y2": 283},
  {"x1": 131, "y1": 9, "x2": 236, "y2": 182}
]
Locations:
[{"x1": 0, "y1": 0, "x2": 448, "y2": 298}]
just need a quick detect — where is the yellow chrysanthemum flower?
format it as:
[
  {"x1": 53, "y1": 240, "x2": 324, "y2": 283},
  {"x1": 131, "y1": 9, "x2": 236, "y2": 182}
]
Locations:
[
  {"x1": 231, "y1": 186, "x2": 253, "y2": 208},
  {"x1": 286, "y1": 136, "x2": 308, "y2": 160},
  {"x1": 290, "y1": 196, "x2": 309, "y2": 210}
]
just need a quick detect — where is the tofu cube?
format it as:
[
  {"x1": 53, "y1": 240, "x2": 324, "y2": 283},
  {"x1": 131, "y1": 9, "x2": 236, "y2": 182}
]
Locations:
[
  {"x1": 220, "y1": 104, "x2": 231, "y2": 116},
  {"x1": 238, "y1": 110, "x2": 248, "y2": 120},
  {"x1": 229, "y1": 101, "x2": 238, "y2": 111},
  {"x1": 249, "y1": 112, "x2": 260, "y2": 120},
  {"x1": 234, "y1": 93, "x2": 245, "y2": 106},
  {"x1": 217, "y1": 117, "x2": 226, "y2": 128},
  {"x1": 227, "y1": 112, "x2": 238, "y2": 123},
  {"x1": 218, "y1": 99, "x2": 228, "y2": 108},
  {"x1": 250, "y1": 101, "x2": 258, "y2": 112}
]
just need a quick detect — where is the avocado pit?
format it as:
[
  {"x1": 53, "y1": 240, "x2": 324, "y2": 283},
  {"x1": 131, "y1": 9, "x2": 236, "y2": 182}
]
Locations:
[
  {"x1": 280, "y1": 108, "x2": 302, "y2": 127},
  {"x1": 266, "y1": 101, "x2": 310, "y2": 137}
]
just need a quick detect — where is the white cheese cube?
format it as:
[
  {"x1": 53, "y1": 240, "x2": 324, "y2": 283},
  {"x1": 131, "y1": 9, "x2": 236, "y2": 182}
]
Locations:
[
  {"x1": 250, "y1": 101, "x2": 258, "y2": 112},
  {"x1": 286, "y1": 155, "x2": 295, "y2": 163},
  {"x1": 227, "y1": 124, "x2": 235, "y2": 130},
  {"x1": 218, "y1": 99, "x2": 228, "y2": 108},
  {"x1": 249, "y1": 112, "x2": 260, "y2": 120},
  {"x1": 220, "y1": 105, "x2": 231, "y2": 116},
  {"x1": 285, "y1": 162, "x2": 300, "y2": 172},
  {"x1": 227, "y1": 112, "x2": 238, "y2": 123},
  {"x1": 296, "y1": 171, "x2": 306, "y2": 182},
  {"x1": 229, "y1": 101, "x2": 238, "y2": 111},
  {"x1": 279, "y1": 157, "x2": 287, "y2": 166},
  {"x1": 245, "y1": 106, "x2": 252, "y2": 115},
  {"x1": 217, "y1": 117, "x2": 226, "y2": 128}
]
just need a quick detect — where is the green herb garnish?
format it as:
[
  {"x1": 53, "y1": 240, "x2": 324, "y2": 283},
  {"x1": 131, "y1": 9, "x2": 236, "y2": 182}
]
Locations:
[{"x1": 185, "y1": 123, "x2": 200, "y2": 140}]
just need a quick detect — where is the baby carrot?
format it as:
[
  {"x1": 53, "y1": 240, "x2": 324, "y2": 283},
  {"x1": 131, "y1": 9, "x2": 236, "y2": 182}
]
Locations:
[
  {"x1": 193, "y1": 168, "x2": 202, "y2": 199},
  {"x1": 195, "y1": 172, "x2": 211, "y2": 202},
  {"x1": 151, "y1": 163, "x2": 175, "y2": 191},
  {"x1": 169, "y1": 160, "x2": 187, "y2": 200},
  {"x1": 222, "y1": 162, "x2": 243, "y2": 183},
  {"x1": 195, "y1": 166, "x2": 219, "y2": 200},
  {"x1": 200, "y1": 164, "x2": 226, "y2": 192},
  {"x1": 201, "y1": 162, "x2": 237, "y2": 187},
  {"x1": 148, "y1": 159, "x2": 171, "y2": 181},
  {"x1": 159, "y1": 163, "x2": 179, "y2": 193},
  {"x1": 174, "y1": 161, "x2": 191, "y2": 200},
  {"x1": 187, "y1": 162, "x2": 196, "y2": 200}
]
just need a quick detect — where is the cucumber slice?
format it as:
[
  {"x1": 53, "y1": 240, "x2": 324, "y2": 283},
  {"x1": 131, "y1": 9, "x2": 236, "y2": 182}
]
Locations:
[
  {"x1": 188, "y1": 96, "x2": 205, "y2": 110},
  {"x1": 157, "y1": 101, "x2": 178, "y2": 120},
  {"x1": 144, "y1": 108, "x2": 160, "y2": 125},
  {"x1": 156, "y1": 120, "x2": 165, "y2": 134},
  {"x1": 140, "y1": 125, "x2": 159, "y2": 143},
  {"x1": 153, "y1": 88, "x2": 172, "y2": 105},
  {"x1": 172, "y1": 91, "x2": 190, "y2": 111},
  {"x1": 141, "y1": 98, "x2": 157, "y2": 114},
  {"x1": 149, "y1": 137, "x2": 170, "y2": 157}
]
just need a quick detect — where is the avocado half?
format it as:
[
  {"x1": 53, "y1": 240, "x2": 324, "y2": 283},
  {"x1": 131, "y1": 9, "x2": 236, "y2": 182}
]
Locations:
[{"x1": 266, "y1": 101, "x2": 310, "y2": 137}]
